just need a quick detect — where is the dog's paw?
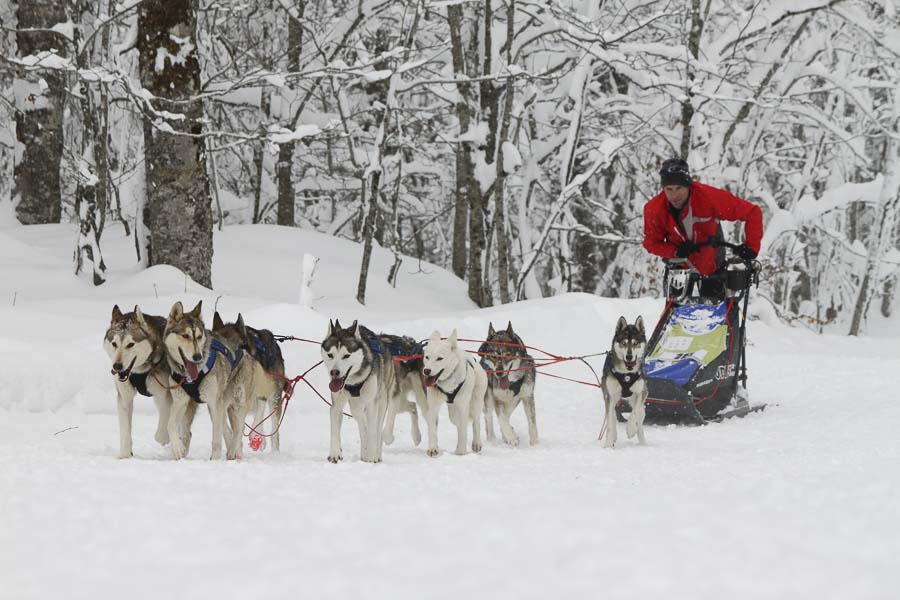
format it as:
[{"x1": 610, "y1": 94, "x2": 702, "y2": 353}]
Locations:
[
  {"x1": 118, "y1": 449, "x2": 133, "y2": 459},
  {"x1": 503, "y1": 433, "x2": 520, "y2": 447},
  {"x1": 427, "y1": 447, "x2": 441, "y2": 457},
  {"x1": 529, "y1": 435, "x2": 539, "y2": 446},
  {"x1": 472, "y1": 441, "x2": 482, "y2": 453},
  {"x1": 383, "y1": 432, "x2": 395, "y2": 446},
  {"x1": 412, "y1": 429, "x2": 422, "y2": 447},
  {"x1": 171, "y1": 440, "x2": 186, "y2": 460},
  {"x1": 327, "y1": 453, "x2": 343, "y2": 464},
  {"x1": 154, "y1": 429, "x2": 170, "y2": 446}
]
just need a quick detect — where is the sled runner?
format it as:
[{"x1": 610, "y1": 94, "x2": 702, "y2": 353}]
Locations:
[{"x1": 617, "y1": 242, "x2": 765, "y2": 425}]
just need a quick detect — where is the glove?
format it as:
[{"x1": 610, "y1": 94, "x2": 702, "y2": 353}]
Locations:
[
  {"x1": 735, "y1": 244, "x2": 757, "y2": 260},
  {"x1": 675, "y1": 241, "x2": 700, "y2": 258}
]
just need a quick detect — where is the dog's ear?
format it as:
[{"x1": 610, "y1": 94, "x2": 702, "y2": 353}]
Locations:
[
  {"x1": 635, "y1": 315, "x2": 645, "y2": 335},
  {"x1": 236, "y1": 314, "x2": 248, "y2": 338},
  {"x1": 168, "y1": 301, "x2": 184, "y2": 323},
  {"x1": 111, "y1": 304, "x2": 124, "y2": 324},
  {"x1": 134, "y1": 306, "x2": 148, "y2": 329},
  {"x1": 506, "y1": 321, "x2": 514, "y2": 335},
  {"x1": 351, "y1": 320, "x2": 361, "y2": 339},
  {"x1": 449, "y1": 329, "x2": 458, "y2": 350},
  {"x1": 429, "y1": 330, "x2": 441, "y2": 343},
  {"x1": 188, "y1": 300, "x2": 203, "y2": 319},
  {"x1": 616, "y1": 316, "x2": 628, "y2": 332},
  {"x1": 326, "y1": 319, "x2": 334, "y2": 337},
  {"x1": 212, "y1": 311, "x2": 225, "y2": 331},
  {"x1": 488, "y1": 322, "x2": 496, "y2": 337}
]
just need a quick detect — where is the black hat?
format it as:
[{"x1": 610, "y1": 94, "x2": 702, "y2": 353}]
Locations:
[{"x1": 659, "y1": 158, "x2": 692, "y2": 187}]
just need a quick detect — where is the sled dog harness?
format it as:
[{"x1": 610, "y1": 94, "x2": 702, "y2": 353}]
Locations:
[
  {"x1": 604, "y1": 354, "x2": 644, "y2": 398},
  {"x1": 438, "y1": 362, "x2": 473, "y2": 404},
  {"x1": 129, "y1": 370, "x2": 152, "y2": 397},
  {"x1": 343, "y1": 353, "x2": 382, "y2": 398},
  {"x1": 175, "y1": 340, "x2": 244, "y2": 402}
]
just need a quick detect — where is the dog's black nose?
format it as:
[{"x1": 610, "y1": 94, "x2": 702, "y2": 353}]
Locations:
[
  {"x1": 113, "y1": 362, "x2": 123, "y2": 372},
  {"x1": 330, "y1": 369, "x2": 339, "y2": 378},
  {"x1": 423, "y1": 368, "x2": 431, "y2": 376},
  {"x1": 192, "y1": 353, "x2": 202, "y2": 362}
]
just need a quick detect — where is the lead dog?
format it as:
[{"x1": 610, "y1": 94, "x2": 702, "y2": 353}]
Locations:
[
  {"x1": 104, "y1": 305, "x2": 187, "y2": 458},
  {"x1": 421, "y1": 329, "x2": 486, "y2": 457},
  {"x1": 600, "y1": 316, "x2": 648, "y2": 448}
]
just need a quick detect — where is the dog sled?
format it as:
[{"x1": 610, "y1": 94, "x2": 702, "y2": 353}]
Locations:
[{"x1": 617, "y1": 241, "x2": 766, "y2": 425}]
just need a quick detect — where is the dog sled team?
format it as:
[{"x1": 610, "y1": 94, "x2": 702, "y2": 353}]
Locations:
[{"x1": 104, "y1": 300, "x2": 650, "y2": 462}]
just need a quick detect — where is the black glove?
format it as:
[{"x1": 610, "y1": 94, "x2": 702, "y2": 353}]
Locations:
[
  {"x1": 675, "y1": 241, "x2": 700, "y2": 258},
  {"x1": 735, "y1": 244, "x2": 757, "y2": 260}
]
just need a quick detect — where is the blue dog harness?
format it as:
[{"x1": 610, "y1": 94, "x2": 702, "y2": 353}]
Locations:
[{"x1": 176, "y1": 340, "x2": 244, "y2": 402}]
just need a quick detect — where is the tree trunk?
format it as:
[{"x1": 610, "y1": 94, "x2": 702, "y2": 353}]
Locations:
[
  {"x1": 14, "y1": 0, "x2": 68, "y2": 224},
  {"x1": 138, "y1": 0, "x2": 212, "y2": 288},
  {"x1": 277, "y1": 4, "x2": 305, "y2": 226},
  {"x1": 679, "y1": 0, "x2": 703, "y2": 159},
  {"x1": 0, "y1": 6, "x2": 16, "y2": 206},
  {"x1": 492, "y1": 0, "x2": 515, "y2": 304},
  {"x1": 252, "y1": 87, "x2": 271, "y2": 223},
  {"x1": 849, "y1": 137, "x2": 900, "y2": 333},
  {"x1": 448, "y1": 4, "x2": 474, "y2": 283},
  {"x1": 72, "y1": 1, "x2": 107, "y2": 285}
]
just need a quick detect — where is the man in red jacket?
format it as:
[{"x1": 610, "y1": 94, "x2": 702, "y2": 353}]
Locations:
[{"x1": 644, "y1": 158, "x2": 763, "y2": 298}]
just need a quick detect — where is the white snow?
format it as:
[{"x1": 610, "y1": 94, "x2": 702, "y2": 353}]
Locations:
[{"x1": 1, "y1": 221, "x2": 899, "y2": 599}]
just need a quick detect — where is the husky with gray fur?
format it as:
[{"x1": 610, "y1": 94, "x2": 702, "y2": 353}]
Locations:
[
  {"x1": 421, "y1": 329, "x2": 487, "y2": 457},
  {"x1": 600, "y1": 316, "x2": 648, "y2": 448},
  {"x1": 478, "y1": 322, "x2": 538, "y2": 446},
  {"x1": 104, "y1": 305, "x2": 182, "y2": 458},
  {"x1": 212, "y1": 312, "x2": 285, "y2": 459},
  {"x1": 163, "y1": 300, "x2": 239, "y2": 460},
  {"x1": 320, "y1": 319, "x2": 397, "y2": 463}
]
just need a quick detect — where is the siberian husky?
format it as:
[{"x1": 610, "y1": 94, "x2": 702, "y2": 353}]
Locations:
[
  {"x1": 320, "y1": 319, "x2": 397, "y2": 463},
  {"x1": 212, "y1": 312, "x2": 286, "y2": 459},
  {"x1": 600, "y1": 316, "x2": 648, "y2": 448},
  {"x1": 478, "y1": 322, "x2": 538, "y2": 446},
  {"x1": 421, "y1": 329, "x2": 487, "y2": 457},
  {"x1": 162, "y1": 301, "x2": 242, "y2": 460},
  {"x1": 104, "y1": 305, "x2": 182, "y2": 458}
]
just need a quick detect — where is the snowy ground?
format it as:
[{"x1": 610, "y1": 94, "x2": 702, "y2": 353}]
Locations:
[{"x1": 2, "y1": 223, "x2": 899, "y2": 599}]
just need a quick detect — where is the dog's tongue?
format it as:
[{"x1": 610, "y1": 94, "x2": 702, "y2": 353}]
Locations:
[
  {"x1": 425, "y1": 375, "x2": 438, "y2": 387},
  {"x1": 498, "y1": 375, "x2": 510, "y2": 390},
  {"x1": 329, "y1": 378, "x2": 345, "y2": 393},
  {"x1": 184, "y1": 360, "x2": 200, "y2": 382}
]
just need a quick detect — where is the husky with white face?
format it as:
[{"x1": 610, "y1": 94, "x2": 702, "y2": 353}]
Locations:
[
  {"x1": 103, "y1": 305, "x2": 180, "y2": 458},
  {"x1": 421, "y1": 329, "x2": 487, "y2": 457},
  {"x1": 320, "y1": 319, "x2": 395, "y2": 463},
  {"x1": 600, "y1": 316, "x2": 649, "y2": 448},
  {"x1": 163, "y1": 301, "x2": 241, "y2": 460}
]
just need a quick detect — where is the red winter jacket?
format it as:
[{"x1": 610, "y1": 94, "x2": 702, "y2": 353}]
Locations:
[{"x1": 643, "y1": 182, "x2": 763, "y2": 275}]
